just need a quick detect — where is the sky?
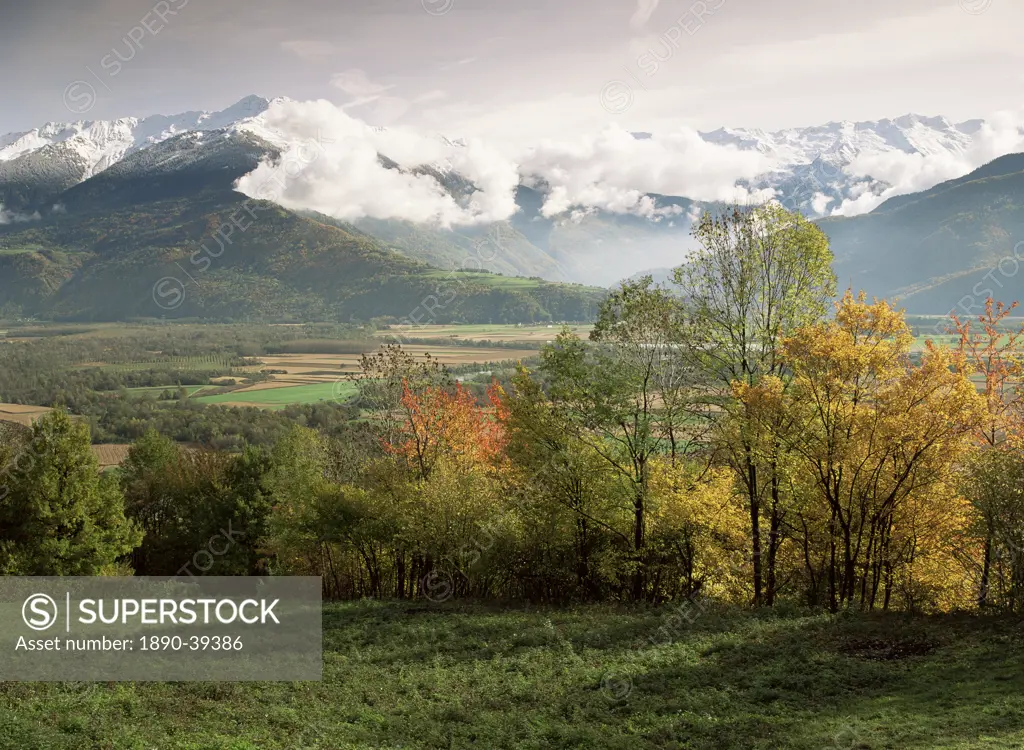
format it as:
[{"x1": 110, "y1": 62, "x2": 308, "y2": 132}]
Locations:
[{"x1": 3, "y1": 0, "x2": 1024, "y2": 137}]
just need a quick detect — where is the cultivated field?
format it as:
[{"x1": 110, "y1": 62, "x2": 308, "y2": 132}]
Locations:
[
  {"x1": 90, "y1": 444, "x2": 131, "y2": 469},
  {"x1": 0, "y1": 403, "x2": 52, "y2": 426},
  {"x1": 194, "y1": 381, "x2": 360, "y2": 410},
  {"x1": 190, "y1": 345, "x2": 535, "y2": 409}
]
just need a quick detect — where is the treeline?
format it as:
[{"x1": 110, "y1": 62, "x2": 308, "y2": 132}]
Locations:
[{"x1": 4, "y1": 204, "x2": 1024, "y2": 612}]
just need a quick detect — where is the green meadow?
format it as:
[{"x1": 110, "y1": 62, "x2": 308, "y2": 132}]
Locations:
[
  {"x1": 2, "y1": 603, "x2": 1024, "y2": 749},
  {"x1": 193, "y1": 381, "x2": 360, "y2": 409}
]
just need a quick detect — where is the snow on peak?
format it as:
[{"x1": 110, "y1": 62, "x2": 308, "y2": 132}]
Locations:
[{"x1": 0, "y1": 95, "x2": 275, "y2": 178}]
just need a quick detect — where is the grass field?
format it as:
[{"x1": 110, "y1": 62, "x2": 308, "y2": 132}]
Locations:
[
  {"x1": 194, "y1": 381, "x2": 360, "y2": 409},
  {"x1": 2, "y1": 603, "x2": 1023, "y2": 749}
]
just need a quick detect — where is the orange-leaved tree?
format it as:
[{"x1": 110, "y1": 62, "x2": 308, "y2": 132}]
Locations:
[
  {"x1": 386, "y1": 380, "x2": 507, "y2": 478},
  {"x1": 951, "y1": 297, "x2": 1024, "y2": 606},
  {"x1": 951, "y1": 298, "x2": 1024, "y2": 448}
]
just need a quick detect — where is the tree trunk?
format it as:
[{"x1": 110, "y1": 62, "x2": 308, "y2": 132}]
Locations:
[
  {"x1": 746, "y1": 453, "x2": 763, "y2": 607},
  {"x1": 979, "y1": 528, "x2": 993, "y2": 608},
  {"x1": 766, "y1": 472, "x2": 782, "y2": 607},
  {"x1": 632, "y1": 484, "x2": 645, "y2": 601}
]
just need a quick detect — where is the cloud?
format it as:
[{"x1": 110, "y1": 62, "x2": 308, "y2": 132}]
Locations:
[
  {"x1": 231, "y1": 97, "x2": 1024, "y2": 233},
  {"x1": 330, "y1": 69, "x2": 395, "y2": 98},
  {"x1": 832, "y1": 109, "x2": 1024, "y2": 216},
  {"x1": 811, "y1": 193, "x2": 833, "y2": 215},
  {"x1": 517, "y1": 127, "x2": 774, "y2": 217},
  {"x1": 0, "y1": 204, "x2": 40, "y2": 224},
  {"x1": 232, "y1": 99, "x2": 778, "y2": 227},
  {"x1": 630, "y1": 0, "x2": 660, "y2": 29},
  {"x1": 235, "y1": 99, "x2": 519, "y2": 227},
  {"x1": 280, "y1": 40, "x2": 337, "y2": 60}
]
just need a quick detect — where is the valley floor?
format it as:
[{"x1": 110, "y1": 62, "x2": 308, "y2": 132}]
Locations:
[{"x1": 2, "y1": 603, "x2": 1023, "y2": 749}]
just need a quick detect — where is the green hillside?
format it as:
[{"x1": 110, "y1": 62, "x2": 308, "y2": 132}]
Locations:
[
  {"x1": 0, "y1": 192, "x2": 604, "y2": 323},
  {"x1": 822, "y1": 153, "x2": 1024, "y2": 314}
]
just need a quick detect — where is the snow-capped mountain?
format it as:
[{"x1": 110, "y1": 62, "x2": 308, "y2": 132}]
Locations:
[
  {"x1": 0, "y1": 95, "x2": 1018, "y2": 225},
  {"x1": 700, "y1": 114, "x2": 990, "y2": 216},
  {"x1": 701, "y1": 114, "x2": 977, "y2": 165},
  {"x1": 0, "y1": 95, "x2": 274, "y2": 179}
]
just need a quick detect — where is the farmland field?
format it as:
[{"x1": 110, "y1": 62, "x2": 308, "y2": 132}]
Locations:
[
  {"x1": 90, "y1": 443, "x2": 131, "y2": 468},
  {"x1": 194, "y1": 381, "x2": 360, "y2": 409},
  {"x1": 184, "y1": 345, "x2": 531, "y2": 409},
  {"x1": 0, "y1": 403, "x2": 52, "y2": 426},
  {"x1": 3, "y1": 603, "x2": 1023, "y2": 749}
]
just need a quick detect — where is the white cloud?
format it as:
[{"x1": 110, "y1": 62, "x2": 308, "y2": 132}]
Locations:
[
  {"x1": 330, "y1": 69, "x2": 395, "y2": 98},
  {"x1": 235, "y1": 99, "x2": 520, "y2": 227},
  {"x1": 811, "y1": 192, "x2": 833, "y2": 215},
  {"x1": 0, "y1": 204, "x2": 40, "y2": 224},
  {"x1": 517, "y1": 126, "x2": 774, "y2": 216},
  {"x1": 232, "y1": 95, "x2": 1024, "y2": 230}
]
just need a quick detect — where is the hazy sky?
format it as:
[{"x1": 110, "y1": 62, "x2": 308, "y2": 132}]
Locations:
[{"x1": 3, "y1": 0, "x2": 1023, "y2": 136}]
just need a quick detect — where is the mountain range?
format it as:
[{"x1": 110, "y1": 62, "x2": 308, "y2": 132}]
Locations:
[{"x1": 2, "y1": 95, "x2": 1023, "y2": 320}]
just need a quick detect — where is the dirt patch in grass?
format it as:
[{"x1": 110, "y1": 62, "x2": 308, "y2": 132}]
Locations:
[{"x1": 839, "y1": 635, "x2": 939, "y2": 660}]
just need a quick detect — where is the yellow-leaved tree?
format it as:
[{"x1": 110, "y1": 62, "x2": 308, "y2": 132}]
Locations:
[{"x1": 740, "y1": 291, "x2": 983, "y2": 611}]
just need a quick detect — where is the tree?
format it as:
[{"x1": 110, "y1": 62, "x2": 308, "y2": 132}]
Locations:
[
  {"x1": 122, "y1": 430, "x2": 273, "y2": 576},
  {"x1": 500, "y1": 364, "x2": 629, "y2": 600},
  {"x1": 778, "y1": 291, "x2": 982, "y2": 610},
  {"x1": 949, "y1": 297, "x2": 1024, "y2": 605},
  {"x1": 353, "y1": 343, "x2": 453, "y2": 454},
  {"x1": 674, "y1": 202, "x2": 835, "y2": 606},
  {"x1": 0, "y1": 410, "x2": 140, "y2": 575},
  {"x1": 386, "y1": 380, "x2": 506, "y2": 479},
  {"x1": 541, "y1": 278, "x2": 705, "y2": 600},
  {"x1": 961, "y1": 448, "x2": 1024, "y2": 611}
]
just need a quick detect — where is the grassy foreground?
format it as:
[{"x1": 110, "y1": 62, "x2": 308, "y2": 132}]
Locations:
[{"x1": 1, "y1": 602, "x2": 1023, "y2": 749}]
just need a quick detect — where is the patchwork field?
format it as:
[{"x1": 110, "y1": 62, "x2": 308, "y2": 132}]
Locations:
[{"x1": 189, "y1": 345, "x2": 534, "y2": 409}]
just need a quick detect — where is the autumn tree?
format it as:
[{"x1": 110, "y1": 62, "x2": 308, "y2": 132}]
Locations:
[
  {"x1": 353, "y1": 343, "x2": 453, "y2": 455},
  {"x1": 674, "y1": 202, "x2": 835, "y2": 605},
  {"x1": 385, "y1": 380, "x2": 506, "y2": 479},
  {"x1": 778, "y1": 291, "x2": 982, "y2": 610},
  {"x1": 950, "y1": 298, "x2": 1024, "y2": 605}
]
